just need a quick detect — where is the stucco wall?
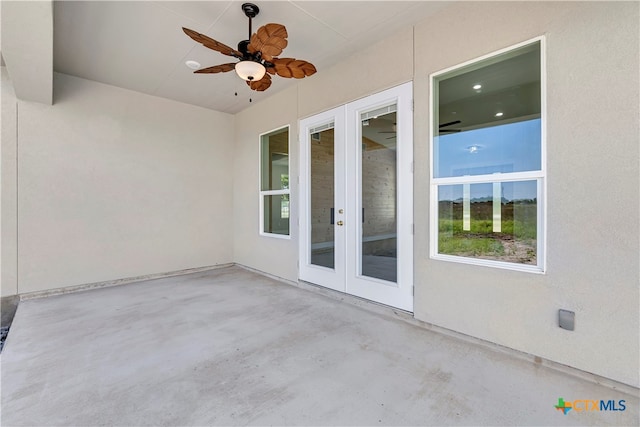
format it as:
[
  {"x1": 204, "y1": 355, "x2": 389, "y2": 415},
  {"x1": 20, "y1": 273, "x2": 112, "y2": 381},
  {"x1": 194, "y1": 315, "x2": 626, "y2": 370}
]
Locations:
[
  {"x1": 1, "y1": 67, "x2": 18, "y2": 297},
  {"x1": 233, "y1": 86, "x2": 299, "y2": 281},
  {"x1": 413, "y1": 0, "x2": 639, "y2": 389},
  {"x1": 232, "y1": 2, "x2": 639, "y2": 387},
  {"x1": 1, "y1": 72, "x2": 235, "y2": 294}
]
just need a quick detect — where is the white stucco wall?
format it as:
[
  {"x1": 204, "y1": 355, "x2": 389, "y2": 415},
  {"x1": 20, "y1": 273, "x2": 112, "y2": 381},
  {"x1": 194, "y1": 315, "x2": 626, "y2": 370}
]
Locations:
[
  {"x1": 231, "y1": 2, "x2": 639, "y2": 387},
  {"x1": 1, "y1": 67, "x2": 18, "y2": 297},
  {"x1": 1, "y1": 72, "x2": 235, "y2": 294},
  {"x1": 413, "y1": 0, "x2": 639, "y2": 389},
  {"x1": 233, "y1": 86, "x2": 299, "y2": 282}
]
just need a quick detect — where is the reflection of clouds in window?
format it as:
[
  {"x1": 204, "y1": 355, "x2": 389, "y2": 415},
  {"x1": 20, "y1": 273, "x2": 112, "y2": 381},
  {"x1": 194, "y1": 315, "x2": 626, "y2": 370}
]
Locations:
[{"x1": 435, "y1": 119, "x2": 541, "y2": 178}]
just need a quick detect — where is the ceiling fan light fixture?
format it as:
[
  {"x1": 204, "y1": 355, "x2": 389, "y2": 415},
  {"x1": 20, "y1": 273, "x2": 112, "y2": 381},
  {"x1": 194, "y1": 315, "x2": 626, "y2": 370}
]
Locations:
[{"x1": 235, "y1": 60, "x2": 266, "y2": 82}]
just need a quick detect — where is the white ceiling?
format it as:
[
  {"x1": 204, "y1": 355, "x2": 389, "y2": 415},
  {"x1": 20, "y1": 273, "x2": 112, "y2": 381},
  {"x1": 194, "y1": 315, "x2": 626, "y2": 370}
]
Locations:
[{"x1": 53, "y1": 1, "x2": 450, "y2": 114}]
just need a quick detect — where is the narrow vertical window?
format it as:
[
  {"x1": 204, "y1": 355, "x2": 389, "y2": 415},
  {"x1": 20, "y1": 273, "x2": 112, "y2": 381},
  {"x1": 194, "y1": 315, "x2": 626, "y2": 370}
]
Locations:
[
  {"x1": 431, "y1": 38, "x2": 545, "y2": 272},
  {"x1": 260, "y1": 126, "x2": 290, "y2": 237}
]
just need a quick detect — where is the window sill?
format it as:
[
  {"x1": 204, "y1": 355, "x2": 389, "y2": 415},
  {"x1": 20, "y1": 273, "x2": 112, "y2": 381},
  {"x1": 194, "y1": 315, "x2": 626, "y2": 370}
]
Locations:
[
  {"x1": 260, "y1": 232, "x2": 291, "y2": 240},
  {"x1": 431, "y1": 253, "x2": 545, "y2": 274}
]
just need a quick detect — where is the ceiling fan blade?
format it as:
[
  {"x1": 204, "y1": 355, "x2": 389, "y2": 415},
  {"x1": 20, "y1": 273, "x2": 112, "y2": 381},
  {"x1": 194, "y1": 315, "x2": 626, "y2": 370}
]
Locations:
[
  {"x1": 194, "y1": 63, "x2": 236, "y2": 74},
  {"x1": 246, "y1": 73, "x2": 272, "y2": 92},
  {"x1": 270, "y1": 58, "x2": 317, "y2": 79},
  {"x1": 439, "y1": 120, "x2": 462, "y2": 128},
  {"x1": 182, "y1": 27, "x2": 242, "y2": 58},
  {"x1": 439, "y1": 129, "x2": 461, "y2": 133},
  {"x1": 247, "y1": 23, "x2": 288, "y2": 61}
]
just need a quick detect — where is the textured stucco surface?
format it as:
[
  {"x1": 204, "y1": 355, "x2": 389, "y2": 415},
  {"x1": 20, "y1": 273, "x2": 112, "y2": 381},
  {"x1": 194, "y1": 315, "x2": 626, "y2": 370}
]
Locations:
[{"x1": 3, "y1": 72, "x2": 235, "y2": 294}]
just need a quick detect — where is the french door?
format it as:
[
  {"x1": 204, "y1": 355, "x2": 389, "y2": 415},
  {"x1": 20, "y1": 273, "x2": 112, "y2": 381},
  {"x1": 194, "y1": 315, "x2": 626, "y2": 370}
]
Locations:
[{"x1": 299, "y1": 83, "x2": 413, "y2": 312}]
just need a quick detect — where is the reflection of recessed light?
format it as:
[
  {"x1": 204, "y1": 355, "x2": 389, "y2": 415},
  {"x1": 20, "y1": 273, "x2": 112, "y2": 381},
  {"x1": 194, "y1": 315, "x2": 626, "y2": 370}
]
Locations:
[
  {"x1": 467, "y1": 145, "x2": 481, "y2": 154},
  {"x1": 495, "y1": 112, "x2": 504, "y2": 117},
  {"x1": 185, "y1": 60, "x2": 201, "y2": 70},
  {"x1": 473, "y1": 84, "x2": 482, "y2": 90}
]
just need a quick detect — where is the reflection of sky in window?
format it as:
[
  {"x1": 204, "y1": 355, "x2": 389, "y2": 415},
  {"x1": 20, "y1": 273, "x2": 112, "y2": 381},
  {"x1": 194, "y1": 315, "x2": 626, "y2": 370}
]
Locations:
[
  {"x1": 435, "y1": 119, "x2": 541, "y2": 178},
  {"x1": 438, "y1": 181, "x2": 537, "y2": 202}
]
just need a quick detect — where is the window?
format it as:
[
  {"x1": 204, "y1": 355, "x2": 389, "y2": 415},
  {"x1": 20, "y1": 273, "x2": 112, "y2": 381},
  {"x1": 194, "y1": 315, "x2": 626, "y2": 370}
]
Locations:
[
  {"x1": 260, "y1": 126, "x2": 290, "y2": 237},
  {"x1": 430, "y1": 38, "x2": 545, "y2": 272}
]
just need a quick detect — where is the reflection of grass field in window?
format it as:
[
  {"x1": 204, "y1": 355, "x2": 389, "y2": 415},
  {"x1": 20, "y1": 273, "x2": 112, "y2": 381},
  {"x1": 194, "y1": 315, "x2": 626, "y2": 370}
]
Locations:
[{"x1": 438, "y1": 202, "x2": 537, "y2": 264}]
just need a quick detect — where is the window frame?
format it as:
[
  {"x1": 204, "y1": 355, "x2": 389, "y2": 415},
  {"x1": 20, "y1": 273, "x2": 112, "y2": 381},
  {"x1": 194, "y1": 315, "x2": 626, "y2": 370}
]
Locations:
[
  {"x1": 429, "y1": 36, "x2": 547, "y2": 273},
  {"x1": 259, "y1": 125, "x2": 291, "y2": 239}
]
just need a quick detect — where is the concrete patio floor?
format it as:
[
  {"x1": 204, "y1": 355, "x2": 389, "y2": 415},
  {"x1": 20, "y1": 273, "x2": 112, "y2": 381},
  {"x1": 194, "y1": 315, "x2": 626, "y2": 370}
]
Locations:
[{"x1": 1, "y1": 266, "x2": 637, "y2": 426}]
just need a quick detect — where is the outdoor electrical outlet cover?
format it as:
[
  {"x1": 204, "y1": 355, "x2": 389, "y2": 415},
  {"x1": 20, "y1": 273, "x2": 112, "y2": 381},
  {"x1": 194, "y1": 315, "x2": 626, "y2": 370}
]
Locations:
[{"x1": 558, "y1": 309, "x2": 575, "y2": 331}]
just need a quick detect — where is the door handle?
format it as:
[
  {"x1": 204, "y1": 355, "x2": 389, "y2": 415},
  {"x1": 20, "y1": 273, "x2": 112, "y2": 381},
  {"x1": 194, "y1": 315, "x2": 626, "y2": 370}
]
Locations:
[{"x1": 336, "y1": 221, "x2": 344, "y2": 226}]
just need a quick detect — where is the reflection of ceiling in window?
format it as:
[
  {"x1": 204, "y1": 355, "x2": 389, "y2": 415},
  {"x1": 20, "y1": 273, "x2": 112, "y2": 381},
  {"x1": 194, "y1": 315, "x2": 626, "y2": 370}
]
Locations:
[
  {"x1": 362, "y1": 113, "x2": 397, "y2": 150},
  {"x1": 437, "y1": 46, "x2": 541, "y2": 134},
  {"x1": 271, "y1": 153, "x2": 288, "y2": 167}
]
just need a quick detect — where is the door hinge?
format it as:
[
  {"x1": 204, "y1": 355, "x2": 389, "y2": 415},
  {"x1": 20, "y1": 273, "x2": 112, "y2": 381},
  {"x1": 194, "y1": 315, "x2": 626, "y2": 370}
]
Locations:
[
  {"x1": 411, "y1": 162, "x2": 414, "y2": 173},
  {"x1": 411, "y1": 99, "x2": 414, "y2": 111},
  {"x1": 411, "y1": 224, "x2": 414, "y2": 234}
]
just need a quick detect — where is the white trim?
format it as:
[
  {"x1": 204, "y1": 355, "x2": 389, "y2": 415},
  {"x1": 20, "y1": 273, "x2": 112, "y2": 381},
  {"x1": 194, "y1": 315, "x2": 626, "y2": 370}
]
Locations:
[
  {"x1": 429, "y1": 36, "x2": 546, "y2": 274},
  {"x1": 433, "y1": 170, "x2": 543, "y2": 185},
  {"x1": 345, "y1": 82, "x2": 414, "y2": 310},
  {"x1": 430, "y1": 36, "x2": 546, "y2": 80},
  {"x1": 259, "y1": 125, "x2": 291, "y2": 239},
  {"x1": 432, "y1": 254, "x2": 545, "y2": 274},
  {"x1": 261, "y1": 189, "x2": 290, "y2": 196},
  {"x1": 540, "y1": 36, "x2": 548, "y2": 273},
  {"x1": 298, "y1": 106, "x2": 347, "y2": 293},
  {"x1": 299, "y1": 83, "x2": 414, "y2": 311}
]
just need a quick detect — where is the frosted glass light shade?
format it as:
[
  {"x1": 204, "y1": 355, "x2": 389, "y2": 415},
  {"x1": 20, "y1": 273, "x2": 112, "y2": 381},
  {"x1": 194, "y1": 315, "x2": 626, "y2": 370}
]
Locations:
[{"x1": 235, "y1": 61, "x2": 266, "y2": 81}]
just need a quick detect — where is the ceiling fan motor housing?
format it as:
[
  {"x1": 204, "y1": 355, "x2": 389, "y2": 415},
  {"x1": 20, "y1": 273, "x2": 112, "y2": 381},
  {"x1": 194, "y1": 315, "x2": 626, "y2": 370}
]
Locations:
[
  {"x1": 238, "y1": 40, "x2": 251, "y2": 56},
  {"x1": 242, "y1": 3, "x2": 259, "y2": 18}
]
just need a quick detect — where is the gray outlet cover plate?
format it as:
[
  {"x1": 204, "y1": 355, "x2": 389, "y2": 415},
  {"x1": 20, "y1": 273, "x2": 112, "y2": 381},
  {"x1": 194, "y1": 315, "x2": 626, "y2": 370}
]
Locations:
[{"x1": 559, "y1": 309, "x2": 575, "y2": 331}]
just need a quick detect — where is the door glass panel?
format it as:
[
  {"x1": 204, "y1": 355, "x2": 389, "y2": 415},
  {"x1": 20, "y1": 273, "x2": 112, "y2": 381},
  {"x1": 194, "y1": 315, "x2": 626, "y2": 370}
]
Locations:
[
  {"x1": 360, "y1": 109, "x2": 397, "y2": 282},
  {"x1": 310, "y1": 128, "x2": 335, "y2": 269}
]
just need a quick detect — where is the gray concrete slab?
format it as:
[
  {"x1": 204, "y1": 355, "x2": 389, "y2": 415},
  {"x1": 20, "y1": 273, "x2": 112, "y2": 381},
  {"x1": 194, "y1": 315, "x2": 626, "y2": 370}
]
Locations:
[{"x1": 1, "y1": 266, "x2": 637, "y2": 426}]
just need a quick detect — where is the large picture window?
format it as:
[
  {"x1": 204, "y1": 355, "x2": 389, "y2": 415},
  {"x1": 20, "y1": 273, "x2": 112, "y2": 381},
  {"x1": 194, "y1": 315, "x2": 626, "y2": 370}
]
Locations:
[
  {"x1": 430, "y1": 38, "x2": 545, "y2": 272},
  {"x1": 260, "y1": 126, "x2": 290, "y2": 237}
]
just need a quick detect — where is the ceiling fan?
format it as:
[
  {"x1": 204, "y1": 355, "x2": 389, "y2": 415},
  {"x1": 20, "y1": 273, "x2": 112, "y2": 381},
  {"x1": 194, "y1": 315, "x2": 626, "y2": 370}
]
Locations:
[
  {"x1": 439, "y1": 120, "x2": 462, "y2": 133},
  {"x1": 182, "y1": 3, "x2": 317, "y2": 92}
]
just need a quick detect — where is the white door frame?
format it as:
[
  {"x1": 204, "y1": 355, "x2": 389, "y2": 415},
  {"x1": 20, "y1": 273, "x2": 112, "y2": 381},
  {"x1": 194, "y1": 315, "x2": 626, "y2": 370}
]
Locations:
[
  {"x1": 345, "y1": 82, "x2": 414, "y2": 311},
  {"x1": 299, "y1": 83, "x2": 413, "y2": 312},
  {"x1": 299, "y1": 106, "x2": 346, "y2": 293}
]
